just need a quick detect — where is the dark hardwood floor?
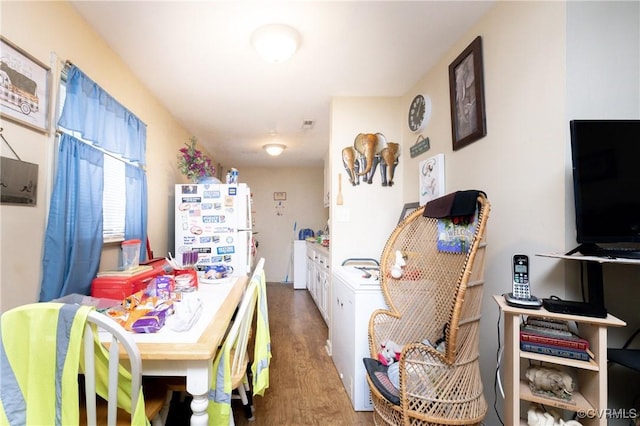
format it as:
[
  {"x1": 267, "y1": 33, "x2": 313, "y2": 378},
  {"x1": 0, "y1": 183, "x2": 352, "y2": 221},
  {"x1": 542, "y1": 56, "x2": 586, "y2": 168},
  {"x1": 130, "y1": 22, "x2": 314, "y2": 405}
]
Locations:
[{"x1": 166, "y1": 282, "x2": 374, "y2": 425}]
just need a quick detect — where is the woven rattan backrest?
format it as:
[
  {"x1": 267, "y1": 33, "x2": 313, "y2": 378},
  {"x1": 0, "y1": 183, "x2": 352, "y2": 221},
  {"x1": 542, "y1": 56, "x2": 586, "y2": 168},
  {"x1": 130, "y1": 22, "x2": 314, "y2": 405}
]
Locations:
[{"x1": 377, "y1": 194, "x2": 490, "y2": 364}]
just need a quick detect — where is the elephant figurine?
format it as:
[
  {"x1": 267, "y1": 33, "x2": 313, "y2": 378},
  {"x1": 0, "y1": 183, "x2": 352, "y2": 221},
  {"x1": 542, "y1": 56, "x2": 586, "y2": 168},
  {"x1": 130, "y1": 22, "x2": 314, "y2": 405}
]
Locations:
[
  {"x1": 354, "y1": 132, "x2": 385, "y2": 184},
  {"x1": 341, "y1": 146, "x2": 360, "y2": 186},
  {"x1": 379, "y1": 142, "x2": 400, "y2": 187}
]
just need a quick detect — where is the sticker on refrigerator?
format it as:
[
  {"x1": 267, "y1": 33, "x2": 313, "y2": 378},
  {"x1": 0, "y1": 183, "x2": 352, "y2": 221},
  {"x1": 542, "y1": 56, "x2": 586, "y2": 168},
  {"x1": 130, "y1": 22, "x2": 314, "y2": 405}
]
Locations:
[
  {"x1": 182, "y1": 236, "x2": 196, "y2": 244},
  {"x1": 200, "y1": 203, "x2": 213, "y2": 210},
  {"x1": 217, "y1": 246, "x2": 235, "y2": 255},
  {"x1": 181, "y1": 196, "x2": 201, "y2": 203},
  {"x1": 190, "y1": 225, "x2": 203, "y2": 235},
  {"x1": 203, "y1": 215, "x2": 225, "y2": 223},
  {"x1": 203, "y1": 190, "x2": 220, "y2": 199},
  {"x1": 228, "y1": 187, "x2": 237, "y2": 196},
  {"x1": 194, "y1": 247, "x2": 212, "y2": 254},
  {"x1": 199, "y1": 236, "x2": 212, "y2": 243},
  {"x1": 181, "y1": 185, "x2": 198, "y2": 194}
]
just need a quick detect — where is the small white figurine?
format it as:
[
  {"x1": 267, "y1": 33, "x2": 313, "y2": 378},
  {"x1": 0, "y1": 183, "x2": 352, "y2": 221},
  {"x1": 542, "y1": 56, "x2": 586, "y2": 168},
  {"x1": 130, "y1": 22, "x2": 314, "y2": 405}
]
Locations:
[{"x1": 390, "y1": 250, "x2": 406, "y2": 278}]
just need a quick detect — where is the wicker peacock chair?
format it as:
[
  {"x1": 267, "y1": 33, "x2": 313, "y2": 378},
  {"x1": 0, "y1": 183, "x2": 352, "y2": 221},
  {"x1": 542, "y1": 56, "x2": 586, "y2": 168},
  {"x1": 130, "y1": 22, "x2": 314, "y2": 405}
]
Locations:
[{"x1": 366, "y1": 192, "x2": 490, "y2": 426}]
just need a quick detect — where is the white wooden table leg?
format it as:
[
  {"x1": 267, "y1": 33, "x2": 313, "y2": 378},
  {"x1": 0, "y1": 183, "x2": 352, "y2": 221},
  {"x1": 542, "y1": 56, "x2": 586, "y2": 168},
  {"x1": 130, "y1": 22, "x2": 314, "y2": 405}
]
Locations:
[{"x1": 187, "y1": 363, "x2": 212, "y2": 426}]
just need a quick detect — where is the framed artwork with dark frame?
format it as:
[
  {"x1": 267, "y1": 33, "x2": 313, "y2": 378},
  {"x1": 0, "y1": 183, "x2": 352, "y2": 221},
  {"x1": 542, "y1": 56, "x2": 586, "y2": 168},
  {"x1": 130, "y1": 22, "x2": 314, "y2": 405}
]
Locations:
[
  {"x1": 448, "y1": 36, "x2": 486, "y2": 151},
  {"x1": 0, "y1": 36, "x2": 51, "y2": 134},
  {"x1": 398, "y1": 202, "x2": 420, "y2": 224},
  {"x1": 273, "y1": 191, "x2": 287, "y2": 201}
]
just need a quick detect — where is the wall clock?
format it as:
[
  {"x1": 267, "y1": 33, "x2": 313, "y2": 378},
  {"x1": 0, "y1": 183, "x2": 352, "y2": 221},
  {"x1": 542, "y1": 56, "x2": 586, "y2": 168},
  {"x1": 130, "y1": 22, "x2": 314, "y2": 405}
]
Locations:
[{"x1": 407, "y1": 94, "x2": 431, "y2": 133}]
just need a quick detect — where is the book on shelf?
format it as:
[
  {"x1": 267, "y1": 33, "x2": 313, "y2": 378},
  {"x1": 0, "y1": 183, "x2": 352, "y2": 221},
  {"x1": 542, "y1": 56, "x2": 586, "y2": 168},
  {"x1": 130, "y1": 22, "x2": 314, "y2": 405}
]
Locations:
[
  {"x1": 525, "y1": 317, "x2": 570, "y2": 331},
  {"x1": 520, "y1": 341, "x2": 591, "y2": 361},
  {"x1": 520, "y1": 328, "x2": 589, "y2": 351},
  {"x1": 521, "y1": 323, "x2": 573, "y2": 338}
]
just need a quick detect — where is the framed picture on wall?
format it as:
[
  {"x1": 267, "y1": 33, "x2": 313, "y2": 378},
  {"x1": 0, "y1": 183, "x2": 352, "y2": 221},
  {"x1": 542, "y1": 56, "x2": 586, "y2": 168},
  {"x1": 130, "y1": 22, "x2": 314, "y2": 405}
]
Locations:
[
  {"x1": 448, "y1": 36, "x2": 486, "y2": 151},
  {"x1": 273, "y1": 191, "x2": 287, "y2": 201},
  {"x1": 398, "y1": 202, "x2": 420, "y2": 224},
  {"x1": 419, "y1": 153, "x2": 445, "y2": 206},
  {"x1": 0, "y1": 36, "x2": 51, "y2": 134}
]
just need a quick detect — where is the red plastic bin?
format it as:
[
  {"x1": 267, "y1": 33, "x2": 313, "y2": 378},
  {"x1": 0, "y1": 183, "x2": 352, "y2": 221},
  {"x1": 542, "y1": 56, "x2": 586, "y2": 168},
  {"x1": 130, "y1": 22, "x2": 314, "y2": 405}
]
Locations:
[{"x1": 91, "y1": 259, "x2": 172, "y2": 300}]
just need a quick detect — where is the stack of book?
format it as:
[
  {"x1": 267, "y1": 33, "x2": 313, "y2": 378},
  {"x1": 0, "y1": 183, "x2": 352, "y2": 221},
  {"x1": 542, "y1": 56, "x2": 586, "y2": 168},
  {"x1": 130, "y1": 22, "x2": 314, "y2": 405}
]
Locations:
[{"x1": 520, "y1": 317, "x2": 592, "y2": 361}]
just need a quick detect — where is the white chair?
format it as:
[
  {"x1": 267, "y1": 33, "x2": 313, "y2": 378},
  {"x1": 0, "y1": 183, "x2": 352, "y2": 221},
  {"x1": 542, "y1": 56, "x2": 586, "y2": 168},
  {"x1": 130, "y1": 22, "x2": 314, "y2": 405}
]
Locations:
[
  {"x1": 0, "y1": 302, "x2": 164, "y2": 426},
  {"x1": 80, "y1": 310, "x2": 166, "y2": 426},
  {"x1": 224, "y1": 271, "x2": 261, "y2": 424},
  {"x1": 157, "y1": 259, "x2": 265, "y2": 424}
]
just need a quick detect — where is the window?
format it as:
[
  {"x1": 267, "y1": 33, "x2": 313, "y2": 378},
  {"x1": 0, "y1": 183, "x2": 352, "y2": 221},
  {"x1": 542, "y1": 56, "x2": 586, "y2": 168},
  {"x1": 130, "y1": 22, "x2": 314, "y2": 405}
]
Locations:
[{"x1": 57, "y1": 79, "x2": 126, "y2": 242}]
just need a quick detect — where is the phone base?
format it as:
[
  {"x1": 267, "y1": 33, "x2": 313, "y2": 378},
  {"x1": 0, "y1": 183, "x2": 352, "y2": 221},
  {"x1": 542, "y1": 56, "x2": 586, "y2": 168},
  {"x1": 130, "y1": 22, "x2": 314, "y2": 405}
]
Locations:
[
  {"x1": 542, "y1": 298, "x2": 607, "y2": 318},
  {"x1": 503, "y1": 293, "x2": 543, "y2": 309}
]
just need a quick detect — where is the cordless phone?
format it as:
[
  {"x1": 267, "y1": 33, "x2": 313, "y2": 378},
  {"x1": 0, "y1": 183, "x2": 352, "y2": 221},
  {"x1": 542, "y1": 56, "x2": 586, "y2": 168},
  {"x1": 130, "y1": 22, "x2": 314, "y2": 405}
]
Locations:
[{"x1": 504, "y1": 254, "x2": 542, "y2": 309}]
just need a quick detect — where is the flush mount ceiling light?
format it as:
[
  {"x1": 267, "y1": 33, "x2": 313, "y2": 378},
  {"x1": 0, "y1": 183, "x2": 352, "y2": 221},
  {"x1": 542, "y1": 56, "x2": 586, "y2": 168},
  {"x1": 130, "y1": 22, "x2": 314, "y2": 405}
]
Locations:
[
  {"x1": 263, "y1": 143, "x2": 286, "y2": 156},
  {"x1": 251, "y1": 24, "x2": 301, "y2": 63}
]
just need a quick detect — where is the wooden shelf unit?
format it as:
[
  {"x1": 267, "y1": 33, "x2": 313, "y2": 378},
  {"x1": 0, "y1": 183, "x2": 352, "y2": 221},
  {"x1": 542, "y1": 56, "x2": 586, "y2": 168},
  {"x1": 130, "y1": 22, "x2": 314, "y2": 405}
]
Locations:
[{"x1": 495, "y1": 295, "x2": 626, "y2": 426}]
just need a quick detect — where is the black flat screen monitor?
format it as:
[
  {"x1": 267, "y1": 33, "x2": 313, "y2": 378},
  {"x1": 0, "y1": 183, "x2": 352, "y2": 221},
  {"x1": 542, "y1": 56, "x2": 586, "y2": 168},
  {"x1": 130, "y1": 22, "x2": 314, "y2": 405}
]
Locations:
[{"x1": 570, "y1": 119, "x2": 640, "y2": 259}]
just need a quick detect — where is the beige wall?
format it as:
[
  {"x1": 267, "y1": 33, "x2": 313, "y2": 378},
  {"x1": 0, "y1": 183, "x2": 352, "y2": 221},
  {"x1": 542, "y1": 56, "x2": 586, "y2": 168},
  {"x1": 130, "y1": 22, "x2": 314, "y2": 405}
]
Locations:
[
  {"x1": 0, "y1": 1, "x2": 194, "y2": 310},
  {"x1": 239, "y1": 167, "x2": 328, "y2": 283},
  {"x1": 401, "y1": 3, "x2": 567, "y2": 423},
  {"x1": 325, "y1": 3, "x2": 568, "y2": 424},
  {"x1": 329, "y1": 96, "x2": 404, "y2": 267}
]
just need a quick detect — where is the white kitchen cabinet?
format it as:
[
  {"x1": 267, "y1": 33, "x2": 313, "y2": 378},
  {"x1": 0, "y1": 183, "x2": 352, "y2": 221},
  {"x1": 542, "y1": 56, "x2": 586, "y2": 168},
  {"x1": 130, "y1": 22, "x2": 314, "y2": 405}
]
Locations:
[
  {"x1": 306, "y1": 242, "x2": 330, "y2": 325},
  {"x1": 331, "y1": 266, "x2": 386, "y2": 411}
]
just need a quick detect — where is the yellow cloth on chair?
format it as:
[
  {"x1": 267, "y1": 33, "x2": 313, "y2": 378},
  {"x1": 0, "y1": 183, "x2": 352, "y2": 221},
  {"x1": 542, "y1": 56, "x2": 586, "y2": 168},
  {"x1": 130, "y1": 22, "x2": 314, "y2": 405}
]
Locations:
[
  {"x1": 0, "y1": 303, "x2": 91, "y2": 426},
  {"x1": 252, "y1": 269, "x2": 271, "y2": 397},
  {"x1": 0, "y1": 303, "x2": 148, "y2": 426}
]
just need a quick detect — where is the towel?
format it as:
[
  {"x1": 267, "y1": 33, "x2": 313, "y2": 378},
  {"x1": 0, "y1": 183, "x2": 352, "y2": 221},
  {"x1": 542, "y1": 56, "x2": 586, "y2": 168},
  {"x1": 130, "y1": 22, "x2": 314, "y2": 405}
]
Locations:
[{"x1": 423, "y1": 190, "x2": 486, "y2": 218}]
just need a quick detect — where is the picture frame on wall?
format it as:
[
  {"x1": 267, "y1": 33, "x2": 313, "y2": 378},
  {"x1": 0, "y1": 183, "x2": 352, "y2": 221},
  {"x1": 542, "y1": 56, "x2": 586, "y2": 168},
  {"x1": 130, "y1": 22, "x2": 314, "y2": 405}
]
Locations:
[
  {"x1": 0, "y1": 156, "x2": 38, "y2": 206},
  {"x1": 398, "y1": 202, "x2": 420, "y2": 224},
  {"x1": 419, "y1": 153, "x2": 445, "y2": 206},
  {"x1": 0, "y1": 36, "x2": 51, "y2": 134},
  {"x1": 273, "y1": 191, "x2": 287, "y2": 201},
  {"x1": 448, "y1": 36, "x2": 486, "y2": 151}
]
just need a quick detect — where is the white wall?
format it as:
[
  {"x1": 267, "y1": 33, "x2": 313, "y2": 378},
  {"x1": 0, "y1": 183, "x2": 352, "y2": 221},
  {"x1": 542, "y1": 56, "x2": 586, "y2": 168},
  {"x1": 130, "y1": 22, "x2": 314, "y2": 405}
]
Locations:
[
  {"x1": 566, "y1": 2, "x2": 640, "y2": 423},
  {"x1": 239, "y1": 167, "x2": 328, "y2": 283},
  {"x1": 329, "y1": 97, "x2": 404, "y2": 267},
  {"x1": 399, "y1": 4, "x2": 567, "y2": 423}
]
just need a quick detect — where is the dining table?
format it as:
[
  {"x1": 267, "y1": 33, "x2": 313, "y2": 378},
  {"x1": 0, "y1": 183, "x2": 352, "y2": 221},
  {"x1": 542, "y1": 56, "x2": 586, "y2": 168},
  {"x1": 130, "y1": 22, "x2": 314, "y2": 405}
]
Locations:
[{"x1": 99, "y1": 274, "x2": 247, "y2": 426}]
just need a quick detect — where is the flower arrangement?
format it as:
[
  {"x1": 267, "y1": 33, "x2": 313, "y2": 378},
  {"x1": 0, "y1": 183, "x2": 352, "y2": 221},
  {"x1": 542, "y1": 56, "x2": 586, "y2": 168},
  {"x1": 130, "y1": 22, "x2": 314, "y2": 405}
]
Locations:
[{"x1": 177, "y1": 137, "x2": 216, "y2": 182}]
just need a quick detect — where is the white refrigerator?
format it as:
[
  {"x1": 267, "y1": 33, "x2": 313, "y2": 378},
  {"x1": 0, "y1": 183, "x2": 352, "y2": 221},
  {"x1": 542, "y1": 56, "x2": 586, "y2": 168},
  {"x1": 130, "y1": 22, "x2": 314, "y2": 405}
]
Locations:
[{"x1": 175, "y1": 182, "x2": 253, "y2": 276}]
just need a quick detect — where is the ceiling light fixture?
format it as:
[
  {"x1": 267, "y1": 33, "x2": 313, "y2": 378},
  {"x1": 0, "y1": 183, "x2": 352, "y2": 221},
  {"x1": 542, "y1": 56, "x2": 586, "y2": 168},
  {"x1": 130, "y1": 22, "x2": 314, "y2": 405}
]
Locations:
[
  {"x1": 251, "y1": 24, "x2": 301, "y2": 63},
  {"x1": 263, "y1": 143, "x2": 286, "y2": 156}
]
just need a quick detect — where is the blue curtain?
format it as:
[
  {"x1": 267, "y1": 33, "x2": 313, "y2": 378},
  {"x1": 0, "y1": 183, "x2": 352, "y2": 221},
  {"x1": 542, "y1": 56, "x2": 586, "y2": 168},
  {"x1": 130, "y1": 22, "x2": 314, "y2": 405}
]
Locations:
[
  {"x1": 125, "y1": 163, "x2": 148, "y2": 263},
  {"x1": 40, "y1": 64, "x2": 148, "y2": 300},
  {"x1": 58, "y1": 66, "x2": 147, "y2": 166},
  {"x1": 40, "y1": 134, "x2": 104, "y2": 301}
]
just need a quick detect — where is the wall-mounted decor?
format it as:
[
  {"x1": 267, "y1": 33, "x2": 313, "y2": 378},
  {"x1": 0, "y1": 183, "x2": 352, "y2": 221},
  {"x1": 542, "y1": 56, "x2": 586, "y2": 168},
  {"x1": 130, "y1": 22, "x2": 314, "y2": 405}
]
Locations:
[
  {"x1": 409, "y1": 135, "x2": 430, "y2": 158},
  {"x1": 407, "y1": 94, "x2": 431, "y2": 133},
  {"x1": 419, "y1": 153, "x2": 445, "y2": 206},
  {"x1": 449, "y1": 36, "x2": 486, "y2": 151},
  {"x1": 398, "y1": 202, "x2": 420, "y2": 224},
  {"x1": 341, "y1": 132, "x2": 400, "y2": 187},
  {"x1": 273, "y1": 191, "x2": 287, "y2": 201},
  {"x1": 0, "y1": 37, "x2": 51, "y2": 134},
  {"x1": 1, "y1": 156, "x2": 38, "y2": 206}
]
